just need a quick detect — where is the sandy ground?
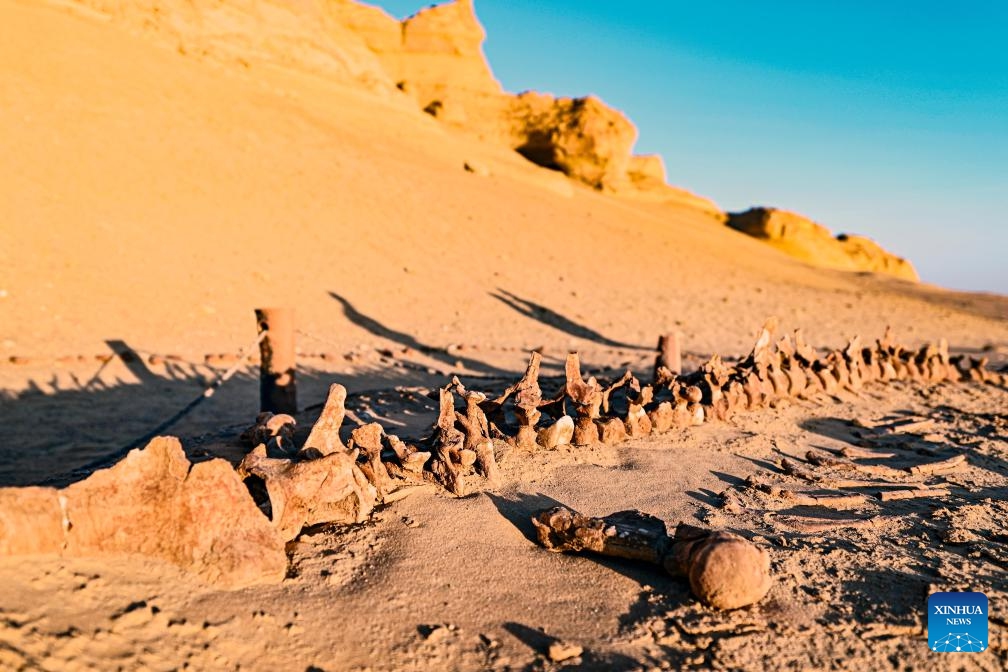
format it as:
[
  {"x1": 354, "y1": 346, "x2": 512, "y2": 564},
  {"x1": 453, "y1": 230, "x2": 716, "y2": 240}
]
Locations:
[{"x1": 1, "y1": 1, "x2": 1007, "y2": 670}]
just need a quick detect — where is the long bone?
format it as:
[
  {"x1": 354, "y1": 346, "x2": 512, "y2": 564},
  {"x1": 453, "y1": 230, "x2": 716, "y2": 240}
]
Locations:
[{"x1": 531, "y1": 506, "x2": 772, "y2": 610}]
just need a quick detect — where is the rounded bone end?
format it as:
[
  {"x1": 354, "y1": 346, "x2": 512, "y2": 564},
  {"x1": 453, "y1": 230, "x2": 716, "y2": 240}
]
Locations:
[{"x1": 684, "y1": 532, "x2": 772, "y2": 610}]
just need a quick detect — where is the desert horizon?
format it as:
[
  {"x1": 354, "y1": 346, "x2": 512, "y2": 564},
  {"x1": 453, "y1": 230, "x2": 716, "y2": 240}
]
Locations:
[{"x1": 0, "y1": 1, "x2": 1005, "y2": 670}]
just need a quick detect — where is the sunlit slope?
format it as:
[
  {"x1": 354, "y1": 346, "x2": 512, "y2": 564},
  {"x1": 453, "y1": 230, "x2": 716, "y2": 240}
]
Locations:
[{"x1": 2, "y1": 0, "x2": 1003, "y2": 366}]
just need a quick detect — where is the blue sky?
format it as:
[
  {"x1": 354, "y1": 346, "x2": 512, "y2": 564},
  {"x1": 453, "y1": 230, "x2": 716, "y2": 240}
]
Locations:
[{"x1": 372, "y1": 1, "x2": 1008, "y2": 293}]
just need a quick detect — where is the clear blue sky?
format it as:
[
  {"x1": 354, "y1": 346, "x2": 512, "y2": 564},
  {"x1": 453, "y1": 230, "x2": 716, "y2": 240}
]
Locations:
[{"x1": 373, "y1": 1, "x2": 1008, "y2": 293}]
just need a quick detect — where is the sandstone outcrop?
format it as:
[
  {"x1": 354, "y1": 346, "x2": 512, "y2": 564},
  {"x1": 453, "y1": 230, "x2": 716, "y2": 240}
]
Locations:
[
  {"x1": 362, "y1": 1, "x2": 718, "y2": 196},
  {"x1": 385, "y1": 0, "x2": 501, "y2": 100},
  {"x1": 362, "y1": 1, "x2": 640, "y2": 190},
  {"x1": 505, "y1": 93, "x2": 637, "y2": 190},
  {"x1": 69, "y1": 0, "x2": 398, "y2": 94},
  {"x1": 727, "y1": 207, "x2": 918, "y2": 281},
  {"x1": 626, "y1": 154, "x2": 723, "y2": 213},
  {"x1": 627, "y1": 154, "x2": 668, "y2": 188},
  {"x1": 67, "y1": 0, "x2": 717, "y2": 200},
  {"x1": 0, "y1": 437, "x2": 287, "y2": 588}
]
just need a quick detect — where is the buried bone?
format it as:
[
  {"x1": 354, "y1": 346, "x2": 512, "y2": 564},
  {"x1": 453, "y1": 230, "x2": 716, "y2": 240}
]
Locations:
[
  {"x1": 428, "y1": 387, "x2": 469, "y2": 496},
  {"x1": 531, "y1": 506, "x2": 772, "y2": 610},
  {"x1": 349, "y1": 423, "x2": 393, "y2": 497},
  {"x1": 299, "y1": 383, "x2": 349, "y2": 459},
  {"x1": 240, "y1": 412, "x2": 297, "y2": 456},
  {"x1": 450, "y1": 378, "x2": 501, "y2": 483},
  {"x1": 564, "y1": 353, "x2": 603, "y2": 446},
  {"x1": 237, "y1": 445, "x2": 376, "y2": 541}
]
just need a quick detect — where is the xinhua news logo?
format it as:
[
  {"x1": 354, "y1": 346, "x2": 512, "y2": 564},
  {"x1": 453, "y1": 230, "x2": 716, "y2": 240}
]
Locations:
[{"x1": 928, "y1": 592, "x2": 988, "y2": 653}]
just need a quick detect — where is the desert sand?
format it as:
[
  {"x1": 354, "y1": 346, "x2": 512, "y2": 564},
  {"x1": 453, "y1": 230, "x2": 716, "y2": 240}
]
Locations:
[{"x1": 1, "y1": 1, "x2": 1006, "y2": 670}]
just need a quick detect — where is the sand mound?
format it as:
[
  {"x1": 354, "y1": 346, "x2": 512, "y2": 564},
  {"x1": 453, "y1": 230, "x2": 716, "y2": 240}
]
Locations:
[{"x1": 727, "y1": 207, "x2": 919, "y2": 280}]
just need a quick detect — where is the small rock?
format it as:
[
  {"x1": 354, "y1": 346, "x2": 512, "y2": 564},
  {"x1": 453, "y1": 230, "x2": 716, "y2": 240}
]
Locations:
[
  {"x1": 419, "y1": 624, "x2": 452, "y2": 643},
  {"x1": 463, "y1": 160, "x2": 490, "y2": 176},
  {"x1": 547, "y1": 641, "x2": 582, "y2": 662},
  {"x1": 537, "y1": 416, "x2": 574, "y2": 449}
]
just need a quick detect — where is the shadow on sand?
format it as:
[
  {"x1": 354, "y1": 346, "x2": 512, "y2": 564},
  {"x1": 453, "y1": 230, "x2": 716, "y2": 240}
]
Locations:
[
  {"x1": 329, "y1": 291, "x2": 513, "y2": 377},
  {"x1": 0, "y1": 334, "x2": 509, "y2": 488},
  {"x1": 486, "y1": 490, "x2": 691, "y2": 666},
  {"x1": 490, "y1": 288, "x2": 651, "y2": 352}
]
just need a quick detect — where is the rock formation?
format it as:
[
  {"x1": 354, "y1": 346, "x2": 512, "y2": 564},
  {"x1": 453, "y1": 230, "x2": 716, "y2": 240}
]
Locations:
[
  {"x1": 65, "y1": 0, "x2": 718, "y2": 200},
  {"x1": 504, "y1": 92, "x2": 637, "y2": 191},
  {"x1": 61, "y1": 1, "x2": 923, "y2": 270},
  {"x1": 0, "y1": 437, "x2": 287, "y2": 588},
  {"x1": 626, "y1": 155, "x2": 722, "y2": 213},
  {"x1": 372, "y1": 0, "x2": 502, "y2": 102},
  {"x1": 727, "y1": 207, "x2": 918, "y2": 281},
  {"x1": 69, "y1": 0, "x2": 398, "y2": 94}
]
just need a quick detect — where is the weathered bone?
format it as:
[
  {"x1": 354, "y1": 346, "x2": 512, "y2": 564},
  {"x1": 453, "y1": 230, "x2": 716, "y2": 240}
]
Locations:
[
  {"x1": 805, "y1": 450, "x2": 905, "y2": 478},
  {"x1": 537, "y1": 415, "x2": 575, "y2": 448},
  {"x1": 738, "y1": 319, "x2": 776, "y2": 378},
  {"x1": 774, "y1": 514, "x2": 890, "y2": 534},
  {"x1": 623, "y1": 377, "x2": 653, "y2": 437},
  {"x1": 493, "y1": 353, "x2": 545, "y2": 449},
  {"x1": 876, "y1": 487, "x2": 950, "y2": 502},
  {"x1": 906, "y1": 454, "x2": 966, "y2": 476},
  {"x1": 278, "y1": 323, "x2": 992, "y2": 507},
  {"x1": 450, "y1": 378, "x2": 500, "y2": 484},
  {"x1": 349, "y1": 423, "x2": 392, "y2": 497},
  {"x1": 647, "y1": 401, "x2": 674, "y2": 433},
  {"x1": 564, "y1": 353, "x2": 603, "y2": 446},
  {"x1": 531, "y1": 506, "x2": 772, "y2": 610},
  {"x1": 844, "y1": 338, "x2": 866, "y2": 390},
  {"x1": 793, "y1": 329, "x2": 817, "y2": 364},
  {"x1": 749, "y1": 480, "x2": 868, "y2": 510},
  {"x1": 839, "y1": 446, "x2": 895, "y2": 460},
  {"x1": 597, "y1": 417, "x2": 628, "y2": 445},
  {"x1": 601, "y1": 370, "x2": 634, "y2": 415},
  {"x1": 300, "y1": 383, "x2": 348, "y2": 459},
  {"x1": 241, "y1": 412, "x2": 297, "y2": 456},
  {"x1": 685, "y1": 403, "x2": 705, "y2": 427},
  {"x1": 385, "y1": 434, "x2": 431, "y2": 474},
  {"x1": 780, "y1": 457, "x2": 921, "y2": 489},
  {"x1": 237, "y1": 444, "x2": 376, "y2": 541},
  {"x1": 428, "y1": 387, "x2": 467, "y2": 496},
  {"x1": 666, "y1": 523, "x2": 774, "y2": 611}
]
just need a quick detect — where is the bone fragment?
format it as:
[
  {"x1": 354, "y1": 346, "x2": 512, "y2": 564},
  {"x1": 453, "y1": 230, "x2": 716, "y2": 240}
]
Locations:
[
  {"x1": 300, "y1": 383, "x2": 348, "y2": 459},
  {"x1": 237, "y1": 445, "x2": 375, "y2": 541},
  {"x1": 876, "y1": 487, "x2": 951, "y2": 502},
  {"x1": 537, "y1": 416, "x2": 574, "y2": 448},
  {"x1": 531, "y1": 506, "x2": 772, "y2": 610},
  {"x1": 565, "y1": 354, "x2": 603, "y2": 446},
  {"x1": 906, "y1": 454, "x2": 966, "y2": 476}
]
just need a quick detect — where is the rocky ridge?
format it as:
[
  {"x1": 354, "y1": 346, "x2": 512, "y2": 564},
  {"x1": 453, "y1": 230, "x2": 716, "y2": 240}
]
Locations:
[
  {"x1": 727, "y1": 208, "x2": 919, "y2": 281},
  {"x1": 62, "y1": 0, "x2": 914, "y2": 275}
]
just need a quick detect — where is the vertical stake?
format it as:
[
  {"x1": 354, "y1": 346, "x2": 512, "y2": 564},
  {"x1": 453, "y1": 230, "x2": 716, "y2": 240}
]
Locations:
[
  {"x1": 655, "y1": 331, "x2": 682, "y2": 378},
  {"x1": 255, "y1": 307, "x2": 297, "y2": 414}
]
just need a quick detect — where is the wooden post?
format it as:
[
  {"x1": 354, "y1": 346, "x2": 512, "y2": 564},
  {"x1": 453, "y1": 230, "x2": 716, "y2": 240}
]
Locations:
[
  {"x1": 656, "y1": 331, "x2": 682, "y2": 376},
  {"x1": 255, "y1": 308, "x2": 297, "y2": 415}
]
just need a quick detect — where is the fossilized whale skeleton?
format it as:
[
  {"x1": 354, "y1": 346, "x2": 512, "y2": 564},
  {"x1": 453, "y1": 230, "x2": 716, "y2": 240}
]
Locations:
[{"x1": 1, "y1": 321, "x2": 1001, "y2": 600}]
